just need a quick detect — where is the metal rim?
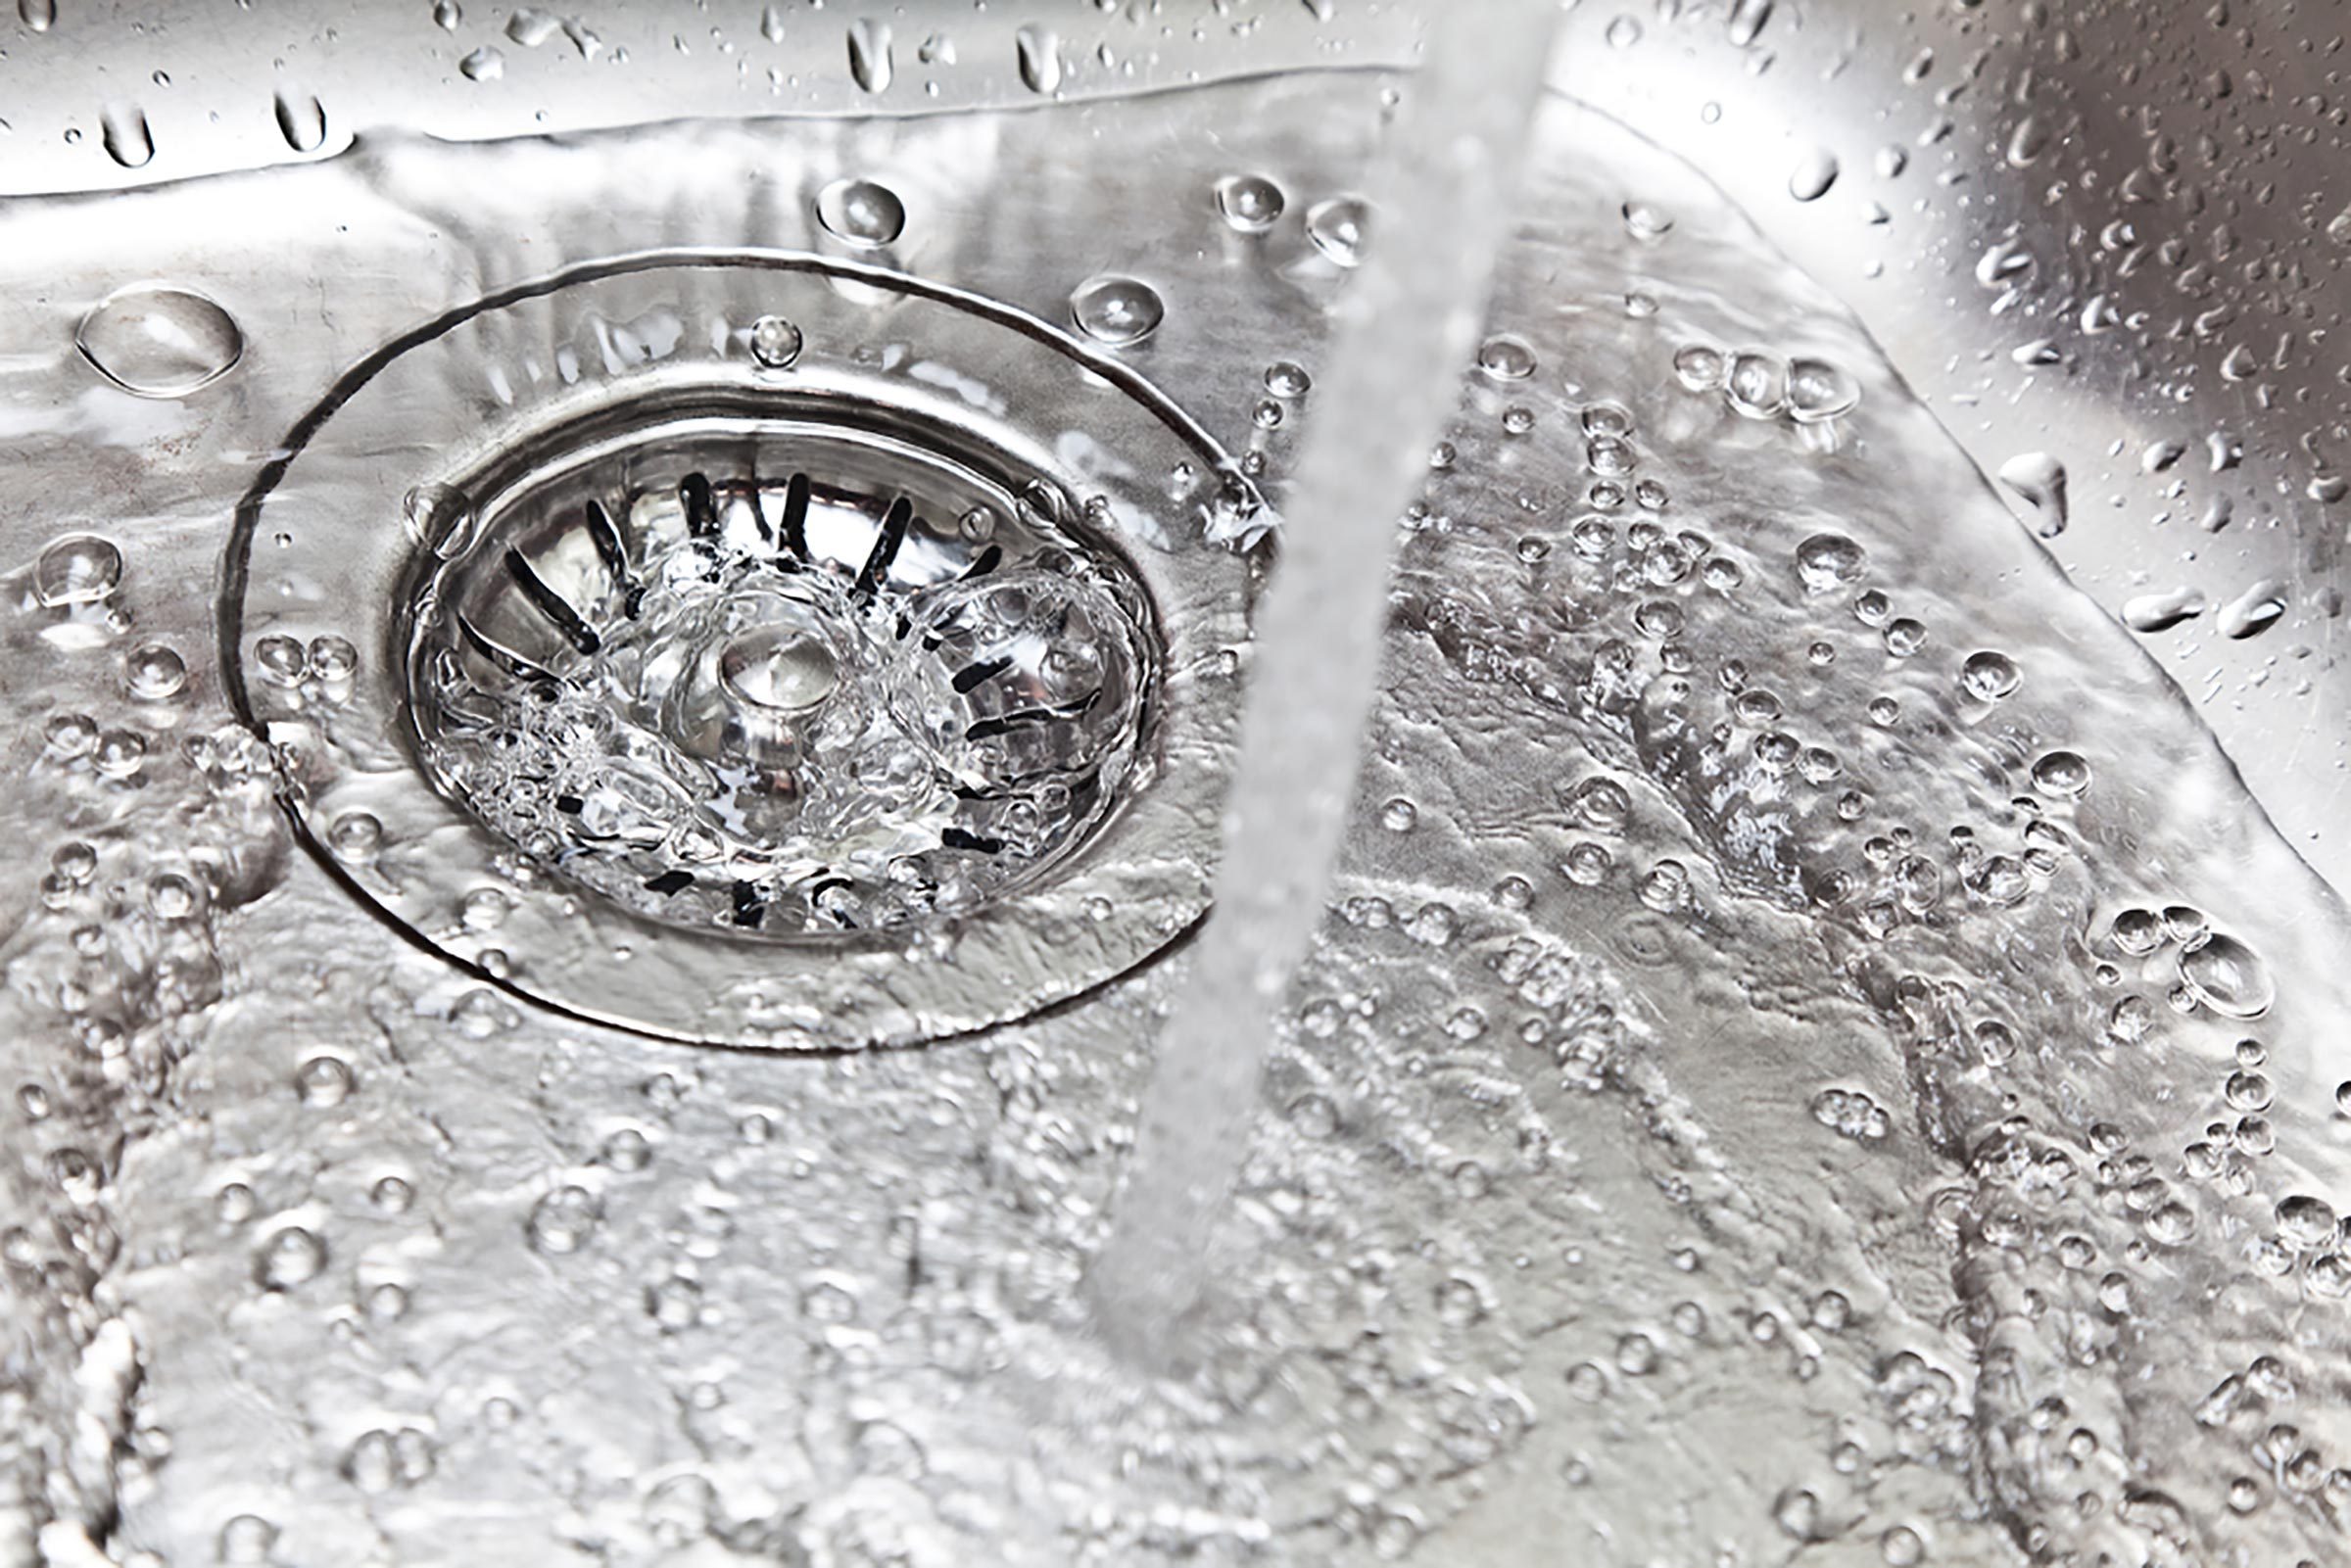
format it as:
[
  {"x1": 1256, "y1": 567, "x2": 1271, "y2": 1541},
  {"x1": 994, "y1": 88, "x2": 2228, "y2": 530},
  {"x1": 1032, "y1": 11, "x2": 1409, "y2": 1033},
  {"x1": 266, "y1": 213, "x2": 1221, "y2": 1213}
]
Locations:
[{"x1": 223, "y1": 251, "x2": 1261, "y2": 1048}]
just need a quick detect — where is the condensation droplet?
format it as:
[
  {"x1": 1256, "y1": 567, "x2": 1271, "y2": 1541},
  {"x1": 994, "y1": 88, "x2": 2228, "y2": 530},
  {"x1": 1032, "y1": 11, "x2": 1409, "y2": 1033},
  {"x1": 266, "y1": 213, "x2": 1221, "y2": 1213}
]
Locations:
[
  {"x1": 76, "y1": 284, "x2": 244, "y2": 398},
  {"x1": 458, "y1": 45, "x2": 504, "y2": 81},
  {"x1": 19, "y1": 0, "x2": 55, "y2": 31}
]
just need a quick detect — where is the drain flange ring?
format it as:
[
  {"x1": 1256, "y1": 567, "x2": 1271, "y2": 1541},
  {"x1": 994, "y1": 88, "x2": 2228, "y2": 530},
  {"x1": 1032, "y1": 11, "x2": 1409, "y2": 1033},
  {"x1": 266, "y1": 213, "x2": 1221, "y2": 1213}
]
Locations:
[{"x1": 224, "y1": 254, "x2": 1259, "y2": 1048}]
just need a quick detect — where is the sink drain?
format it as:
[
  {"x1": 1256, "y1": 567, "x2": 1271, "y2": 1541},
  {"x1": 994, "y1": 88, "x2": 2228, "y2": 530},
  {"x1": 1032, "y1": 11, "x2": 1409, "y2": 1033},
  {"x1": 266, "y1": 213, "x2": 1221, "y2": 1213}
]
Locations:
[{"x1": 225, "y1": 255, "x2": 1259, "y2": 1047}]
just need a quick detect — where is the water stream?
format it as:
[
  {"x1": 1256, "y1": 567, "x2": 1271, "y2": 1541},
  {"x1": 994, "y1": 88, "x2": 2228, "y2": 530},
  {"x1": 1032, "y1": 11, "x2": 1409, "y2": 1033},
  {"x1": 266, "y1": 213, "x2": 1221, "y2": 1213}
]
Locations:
[{"x1": 1088, "y1": 0, "x2": 1563, "y2": 1371}]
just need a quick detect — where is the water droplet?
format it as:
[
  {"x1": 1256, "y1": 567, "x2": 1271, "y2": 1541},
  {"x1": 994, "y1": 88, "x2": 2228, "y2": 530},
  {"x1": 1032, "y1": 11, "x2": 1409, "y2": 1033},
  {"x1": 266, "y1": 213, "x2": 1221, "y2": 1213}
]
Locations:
[
  {"x1": 1727, "y1": 0, "x2": 1774, "y2": 47},
  {"x1": 1672, "y1": 343, "x2": 1723, "y2": 391},
  {"x1": 525, "y1": 1185, "x2": 600, "y2": 1254},
  {"x1": 1605, "y1": 14, "x2": 1643, "y2": 48},
  {"x1": 458, "y1": 45, "x2": 504, "y2": 81},
  {"x1": 847, "y1": 18, "x2": 891, "y2": 93},
  {"x1": 402, "y1": 483, "x2": 477, "y2": 559},
  {"x1": 432, "y1": 0, "x2": 461, "y2": 29},
  {"x1": 1787, "y1": 148, "x2": 1839, "y2": 202},
  {"x1": 1014, "y1": 24, "x2": 1061, "y2": 94},
  {"x1": 18, "y1": 0, "x2": 54, "y2": 31},
  {"x1": 2178, "y1": 932, "x2": 2274, "y2": 1018},
  {"x1": 272, "y1": 86, "x2": 326, "y2": 153},
  {"x1": 1476, "y1": 334, "x2": 1537, "y2": 382},
  {"x1": 1880, "y1": 1524, "x2": 1926, "y2": 1566},
  {"x1": 76, "y1": 283, "x2": 242, "y2": 399},
  {"x1": 1725, "y1": 351, "x2": 1787, "y2": 418},
  {"x1": 2030, "y1": 749, "x2": 2091, "y2": 799},
  {"x1": 99, "y1": 101, "x2": 153, "y2": 168},
  {"x1": 1069, "y1": 274, "x2": 1164, "y2": 346},
  {"x1": 122, "y1": 641, "x2": 187, "y2": 701},
  {"x1": 2217, "y1": 577, "x2": 2287, "y2": 641},
  {"x1": 1976, "y1": 236, "x2": 2036, "y2": 288},
  {"x1": 328, "y1": 811, "x2": 382, "y2": 859},
  {"x1": 2123, "y1": 589, "x2": 2205, "y2": 633},
  {"x1": 1305, "y1": 197, "x2": 1369, "y2": 267},
  {"x1": 2006, "y1": 114, "x2": 2050, "y2": 167},
  {"x1": 309, "y1": 635, "x2": 359, "y2": 681},
  {"x1": 1621, "y1": 201, "x2": 1674, "y2": 242},
  {"x1": 1786, "y1": 357, "x2": 1858, "y2": 423},
  {"x1": 814, "y1": 176, "x2": 906, "y2": 248},
  {"x1": 295, "y1": 1054, "x2": 354, "y2": 1107},
  {"x1": 748, "y1": 314, "x2": 803, "y2": 369},
  {"x1": 1215, "y1": 173, "x2": 1285, "y2": 234},
  {"x1": 254, "y1": 1226, "x2": 326, "y2": 1290},
  {"x1": 217, "y1": 1515, "x2": 277, "y2": 1565},
  {"x1": 92, "y1": 728, "x2": 147, "y2": 780},
  {"x1": 504, "y1": 6, "x2": 559, "y2": 46},
  {"x1": 33, "y1": 534, "x2": 123, "y2": 607},
  {"x1": 2276, "y1": 1194, "x2": 2335, "y2": 1249},
  {"x1": 1264, "y1": 360, "x2": 1311, "y2": 399},
  {"x1": 1996, "y1": 451, "x2": 2069, "y2": 537},
  {"x1": 1959, "y1": 649, "x2": 2019, "y2": 700},
  {"x1": 1795, "y1": 533, "x2": 1866, "y2": 594}
]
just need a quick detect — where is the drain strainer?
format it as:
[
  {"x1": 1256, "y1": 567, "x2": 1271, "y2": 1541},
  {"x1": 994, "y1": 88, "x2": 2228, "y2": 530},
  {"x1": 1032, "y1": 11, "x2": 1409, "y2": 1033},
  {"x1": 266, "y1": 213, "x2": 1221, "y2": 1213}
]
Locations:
[{"x1": 225, "y1": 255, "x2": 1258, "y2": 1047}]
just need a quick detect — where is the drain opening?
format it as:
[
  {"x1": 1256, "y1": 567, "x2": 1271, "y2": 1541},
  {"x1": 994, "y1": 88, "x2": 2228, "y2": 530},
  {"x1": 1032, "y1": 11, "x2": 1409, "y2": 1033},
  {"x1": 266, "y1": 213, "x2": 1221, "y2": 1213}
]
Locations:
[
  {"x1": 408, "y1": 410, "x2": 1158, "y2": 938},
  {"x1": 225, "y1": 256, "x2": 1256, "y2": 1048}
]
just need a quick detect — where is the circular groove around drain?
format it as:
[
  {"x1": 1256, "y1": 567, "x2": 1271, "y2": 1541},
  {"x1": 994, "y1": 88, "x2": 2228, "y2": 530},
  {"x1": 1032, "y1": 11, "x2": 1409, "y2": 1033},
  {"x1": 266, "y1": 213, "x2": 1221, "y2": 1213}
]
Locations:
[{"x1": 224, "y1": 255, "x2": 1260, "y2": 1048}]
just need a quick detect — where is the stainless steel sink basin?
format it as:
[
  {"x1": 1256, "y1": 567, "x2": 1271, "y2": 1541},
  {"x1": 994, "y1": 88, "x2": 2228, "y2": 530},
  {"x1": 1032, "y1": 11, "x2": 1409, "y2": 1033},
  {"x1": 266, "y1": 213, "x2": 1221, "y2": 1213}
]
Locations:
[{"x1": 1, "y1": 6, "x2": 2345, "y2": 1566}]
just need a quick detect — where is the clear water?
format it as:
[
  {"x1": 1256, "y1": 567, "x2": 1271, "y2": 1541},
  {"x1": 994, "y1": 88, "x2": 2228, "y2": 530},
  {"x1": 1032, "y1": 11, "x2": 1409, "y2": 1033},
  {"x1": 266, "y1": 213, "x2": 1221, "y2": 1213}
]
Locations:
[{"x1": 5, "y1": 71, "x2": 2350, "y2": 1568}]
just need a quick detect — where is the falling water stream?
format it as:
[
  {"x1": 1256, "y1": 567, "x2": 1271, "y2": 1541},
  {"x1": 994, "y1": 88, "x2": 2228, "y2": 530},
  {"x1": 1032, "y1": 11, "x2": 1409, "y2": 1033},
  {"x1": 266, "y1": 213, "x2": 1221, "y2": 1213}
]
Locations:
[{"x1": 1089, "y1": 0, "x2": 1564, "y2": 1368}]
